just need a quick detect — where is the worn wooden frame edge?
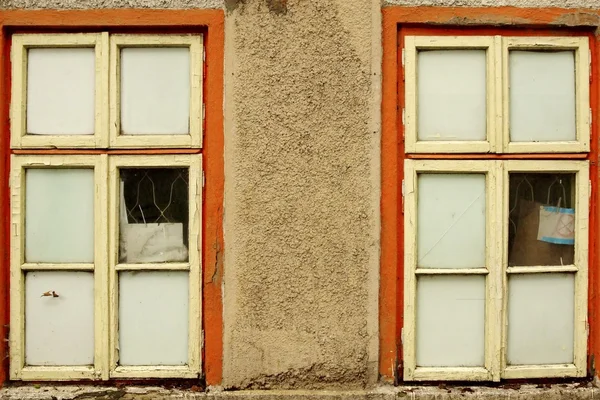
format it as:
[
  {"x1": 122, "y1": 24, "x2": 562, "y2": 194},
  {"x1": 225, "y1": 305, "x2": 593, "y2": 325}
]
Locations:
[
  {"x1": 9, "y1": 154, "x2": 108, "y2": 381},
  {"x1": 10, "y1": 33, "x2": 108, "y2": 149},
  {"x1": 107, "y1": 154, "x2": 202, "y2": 379},
  {"x1": 502, "y1": 37, "x2": 591, "y2": 154},
  {"x1": 403, "y1": 159, "x2": 500, "y2": 381},
  {"x1": 109, "y1": 34, "x2": 203, "y2": 149},
  {"x1": 403, "y1": 36, "x2": 497, "y2": 154},
  {"x1": 500, "y1": 160, "x2": 589, "y2": 378}
]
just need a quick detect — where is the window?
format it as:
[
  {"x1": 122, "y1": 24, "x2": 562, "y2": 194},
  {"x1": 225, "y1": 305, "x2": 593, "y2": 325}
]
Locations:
[
  {"x1": 403, "y1": 36, "x2": 590, "y2": 153},
  {"x1": 401, "y1": 33, "x2": 591, "y2": 381},
  {"x1": 9, "y1": 32, "x2": 204, "y2": 381}
]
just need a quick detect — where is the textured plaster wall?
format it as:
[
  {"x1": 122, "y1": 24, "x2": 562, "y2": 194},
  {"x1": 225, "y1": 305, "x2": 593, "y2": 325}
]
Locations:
[
  {"x1": 222, "y1": 0, "x2": 381, "y2": 390},
  {"x1": 0, "y1": 0, "x2": 222, "y2": 9},
  {"x1": 384, "y1": 0, "x2": 600, "y2": 8}
]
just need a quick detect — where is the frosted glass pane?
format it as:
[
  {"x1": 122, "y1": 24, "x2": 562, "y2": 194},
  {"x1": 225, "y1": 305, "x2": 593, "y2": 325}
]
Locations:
[
  {"x1": 121, "y1": 48, "x2": 190, "y2": 135},
  {"x1": 25, "y1": 271, "x2": 94, "y2": 365},
  {"x1": 508, "y1": 273, "x2": 574, "y2": 365},
  {"x1": 417, "y1": 50, "x2": 487, "y2": 141},
  {"x1": 417, "y1": 275, "x2": 485, "y2": 367},
  {"x1": 25, "y1": 169, "x2": 94, "y2": 263},
  {"x1": 119, "y1": 271, "x2": 188, "y2": 365},
  {"x1": 27, "y1": 48, "x2": 95, "y2": 135},
  {"x1": 509, "y1": 51, "x2": 576, "y2": 142},
  {"x1": 417, "y1": 174, "x2": 486, "y2": 268}
]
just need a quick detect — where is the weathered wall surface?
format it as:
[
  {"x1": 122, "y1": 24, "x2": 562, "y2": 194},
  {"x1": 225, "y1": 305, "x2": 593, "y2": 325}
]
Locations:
[
  {"x1": 2, "y1": 383, "x2": 600, "y2": 399},
  {"x1": 0, "y1": 0, "x2": 382, "y2": 390},
  {"x1": 222, "y1": 0, "x2": 381, "y2": 390},
  {"x1": 384, "y1": 0, "x2": 600, "y2": 8},
  {"x1": 5, "y1": 0, "x2": 600, "y2": 393},
  {"x1": 0, "y1": 0, "x2": 222, "y2": 9}
]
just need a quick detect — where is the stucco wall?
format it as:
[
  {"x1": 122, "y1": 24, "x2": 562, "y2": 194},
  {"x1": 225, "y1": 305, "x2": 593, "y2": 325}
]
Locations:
[{"x1": 222, "y1": 0, "x2": 381, "y2": 389}]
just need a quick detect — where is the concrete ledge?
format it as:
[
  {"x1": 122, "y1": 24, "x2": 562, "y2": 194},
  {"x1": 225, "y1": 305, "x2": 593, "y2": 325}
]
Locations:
[{"x1": 0, "y1": 383, "x2": 598, "y2": 399}]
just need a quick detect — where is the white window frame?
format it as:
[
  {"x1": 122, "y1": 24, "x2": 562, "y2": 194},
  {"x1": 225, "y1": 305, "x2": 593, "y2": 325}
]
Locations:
[
  {"x1": 10, "y1": 34, "x2": 109, "y2": 149},
  {"x1": 502, "y1": 37, "x2": 590, "y2": 154},
  {"x1": 403, "y1": 159, "x2": 502, "y2": 381},
  {"x1": 404, "y1": 35, "x2": 590, "y2": 154},
  {"x1": 404, "y1": 36, "x2": 500, "y2": 154},
  {"x1": 109, "y1": 35, "x2": 203, "y2": 149},
  {"x1": 108, "y1": 154, "x2": 202, "y2": 379},
  {"x1": 501, "y1": 160, "x2": 588, "y2": 379},
  {"x1": 403, "y1": 159, "x2": 589, "y2": 381},
  {"x1": 9, "y1": 155, "x2": 109, "y2": 381}
]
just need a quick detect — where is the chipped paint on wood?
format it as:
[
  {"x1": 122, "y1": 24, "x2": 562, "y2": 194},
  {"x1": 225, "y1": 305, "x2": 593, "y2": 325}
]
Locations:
[
  {"x1": 10, "y1": 34, "x2": 107, "y2": 149},
  {"x1": 10, "y1": 154, "x2": 108, "y2": 381},
  {"x1": 109, "y1": 35, "x2": 203, "y2": 149},
  {"x1": 107, "y1": 154, "x2": 202, "y2": 379}
]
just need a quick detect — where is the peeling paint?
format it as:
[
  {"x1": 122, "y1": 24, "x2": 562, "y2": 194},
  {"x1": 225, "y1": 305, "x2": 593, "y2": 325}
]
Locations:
[{"x1": 554, "y1": 12, "x2": 600, "y2": 26}]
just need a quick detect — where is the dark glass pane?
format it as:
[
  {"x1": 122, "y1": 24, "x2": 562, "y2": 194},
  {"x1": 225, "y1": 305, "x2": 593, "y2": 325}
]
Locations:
[
  {"x1": 119, "y1": 168, "x2": 189, "y2": 263},
  {"x1": 508, "y1": 173, "x2": 575, "y2": 267}
]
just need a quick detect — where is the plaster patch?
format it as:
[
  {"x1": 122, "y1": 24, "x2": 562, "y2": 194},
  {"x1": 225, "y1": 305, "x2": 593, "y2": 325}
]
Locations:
[{"x1": 222, "y1": 0, "x2": 379, "y2": 389}]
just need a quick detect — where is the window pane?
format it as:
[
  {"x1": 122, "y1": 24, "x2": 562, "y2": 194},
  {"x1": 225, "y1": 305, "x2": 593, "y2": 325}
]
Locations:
[
  {"x1": 119, "y1": 271, "x2": 188, "y2": 365},
  {"x1": 509, "y1": 51, "x2": 576, "y2": 142},
  {"x1": 508, "y1": 173, "x2": 575, "y2": 266},
  {"x1": 416, "y1": 275, "x2": 485, "y2": 367},
  {"x1": 417, "y1": 173, "x2": 486, "y2": 269},
  {"x1": 27, "y1": 48, "x2": 95, "y2": 135},
  {"x1": 120, "y1": 47, "x2": 190, "y2": 135},
  {"x1": 25, "y1": 168, "x2": 95, "y2": 263},
  {"x1": 25, "y1": 271, "x2": 94, "y2": 366},
  {"x1": 508, "y1": 273, "x2": 574, "y2": 365},
  {"x1": 417, "y1": 50, "x2": 487, "y2": 142},
  {"x1": 119, "y1": 168, "x2": 189, "y2": 264}
]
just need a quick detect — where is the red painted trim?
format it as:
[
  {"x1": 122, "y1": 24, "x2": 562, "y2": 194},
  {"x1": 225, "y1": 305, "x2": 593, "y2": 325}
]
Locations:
[
  {"x1": 0, "y1": 9, "x2": 224, "y2": 27},
  {"x1": 380, "y1": 9, "x2": 400, "y2": 382},
  {"x1": 381, "y1": 6, "x2": 600, "y2": 382},
  {"x1": 201, "y1": 12, "x2": 225, "y2": 386},
  {"x1": 381, "y1": 6, "x2": 600, "y2": 27},
  {"x1": 0, "y1": 9, "x2": 225, "y2": 386}
]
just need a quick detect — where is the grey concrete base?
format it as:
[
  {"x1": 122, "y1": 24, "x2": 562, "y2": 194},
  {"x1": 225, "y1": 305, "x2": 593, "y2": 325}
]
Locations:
[{"x1": 1, "y1": 383, "x2": 598, "y2": 399}]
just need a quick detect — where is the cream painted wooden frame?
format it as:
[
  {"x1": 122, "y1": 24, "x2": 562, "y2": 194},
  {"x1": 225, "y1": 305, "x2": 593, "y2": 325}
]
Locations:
[
  {"x1": 501, "y1": 160, "x2": 589, "y2": 379},
  {"x1": 502, "y1": 37, "x2": 590, "y2": 153},
  {"x1": 108, "y1": 155, "x2": 202, "y2": 378},
  {"x1": 10, "y1": 155, "x2": 109, "y2": 381},
  {"x1": 10, "y1": 33, "x2": 109, "y2": 149},
  {"x1": 404, "y1": 36, "x2": 500, "y2": 154},
  {"x1": 403, "y1": 159, "x2": 502, "y2": 381},
  {"x1": 109, "y1": 35, "x2": 203, "y2": 149}
]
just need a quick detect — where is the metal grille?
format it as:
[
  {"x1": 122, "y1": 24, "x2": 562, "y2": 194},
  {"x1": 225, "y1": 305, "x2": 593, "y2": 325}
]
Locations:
[{"x1": 121, "y1": 168, "x2": 189, "y2": 225}]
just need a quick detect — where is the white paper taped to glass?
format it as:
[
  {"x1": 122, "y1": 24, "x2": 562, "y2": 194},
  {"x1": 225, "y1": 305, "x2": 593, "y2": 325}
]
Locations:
[
  {"x1": 119, "y1": 180, "x2": 188, "y2": 263},
  {"x1": 537, "y1": 206, "x2": 575, "y2": 245}
]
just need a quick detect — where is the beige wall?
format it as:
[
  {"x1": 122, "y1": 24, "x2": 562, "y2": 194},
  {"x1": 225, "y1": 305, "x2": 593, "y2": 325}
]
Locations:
[
  {"x1": 3, "y1": 0, "x2": 600, "y2": 390},
  {"x1": 222, "y1": 0, "x2": 381, "y2": 389}
]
